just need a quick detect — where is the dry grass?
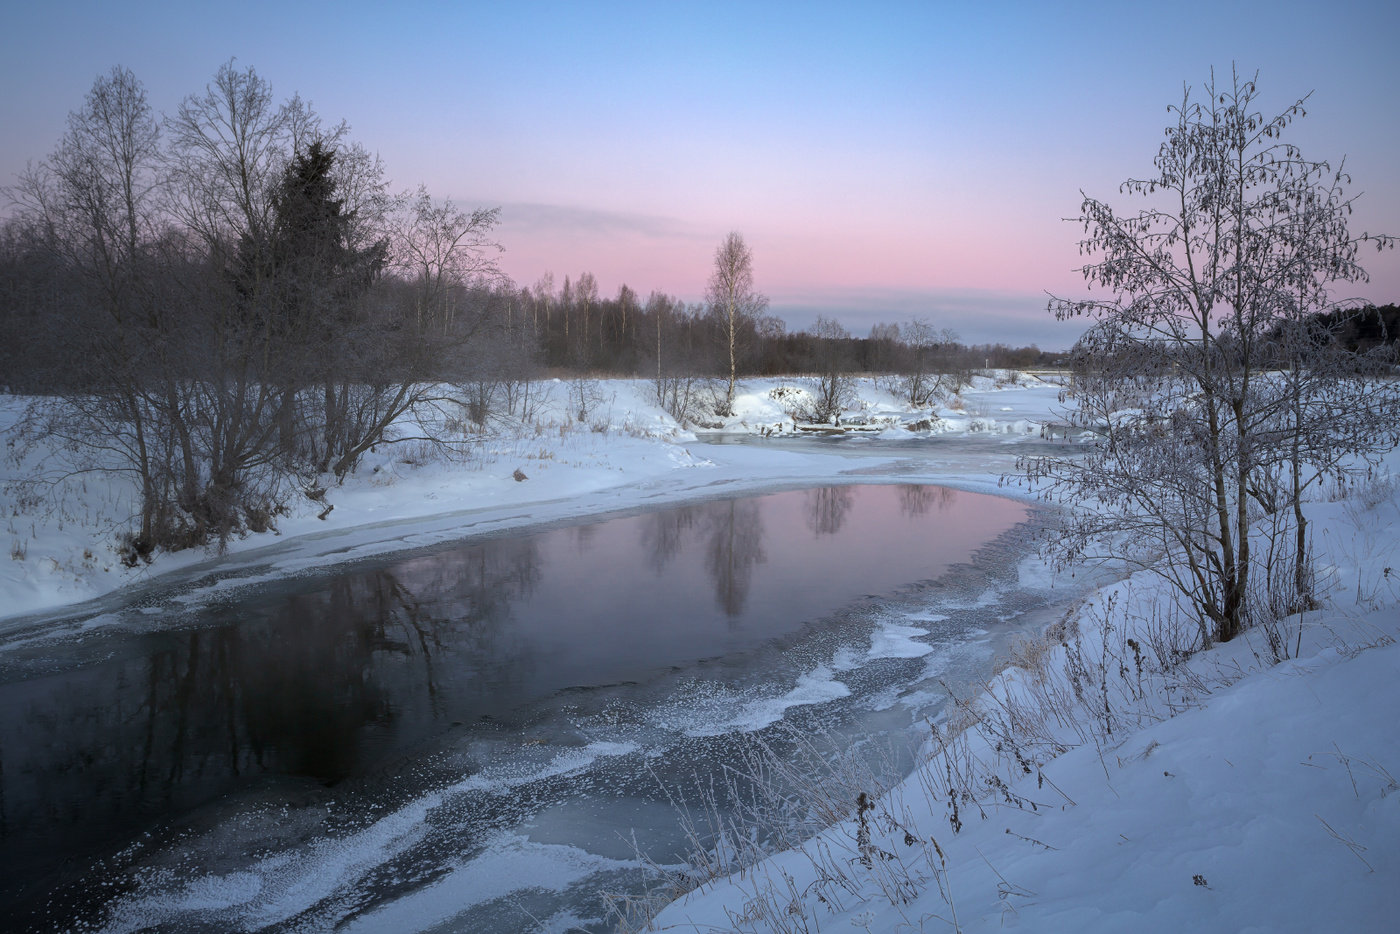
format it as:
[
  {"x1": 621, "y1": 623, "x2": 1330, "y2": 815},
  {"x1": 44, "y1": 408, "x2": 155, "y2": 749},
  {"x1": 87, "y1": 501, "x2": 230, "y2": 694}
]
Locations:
[{"x1": 602, "y1": 724, "x2": 958, "y2": 934}]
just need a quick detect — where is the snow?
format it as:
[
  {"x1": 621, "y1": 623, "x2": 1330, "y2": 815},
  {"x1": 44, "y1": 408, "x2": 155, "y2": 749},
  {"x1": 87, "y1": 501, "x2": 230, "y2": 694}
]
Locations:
[
  {"x1": 683, "y1": 666, "x2": 853, "y2": 738},
  {"x1": 0, "y1": 375, "x2": 1066, "y2": 628},
  {"x1": 649, "y1": 450, "x2": 1400, "y2": 933},
  {"x1": 864, "y1": 621, "x2": 936, "y2": 661},
  {"x1": 653, "y1": 618, "x2": 1400, "y2": 931},
  {"x1": 336, "y1": 832, "x2": 637, "y2": 934},
  {"x1": 6, "y1": 371, "x2": 1397, "y2": 931}
]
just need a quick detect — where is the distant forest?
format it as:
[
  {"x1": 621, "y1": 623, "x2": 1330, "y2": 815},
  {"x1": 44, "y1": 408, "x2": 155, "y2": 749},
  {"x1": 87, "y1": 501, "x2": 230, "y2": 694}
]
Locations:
[
  {"x1": 0, "y1": 206, "x2": 1057, "y2": 397},
  {"x1": 0, "y1": 65, "x2": 1061, "y2": 402},
  {"x1": 0, "y1": 63, "x2": 1392, "y2": 559},
  {"x1": 1305, "y1": 304, "x2": 1400, "y2": 352},
  {"x1": 0, "y1": 63, "x2": 1061, "y2": 556}
]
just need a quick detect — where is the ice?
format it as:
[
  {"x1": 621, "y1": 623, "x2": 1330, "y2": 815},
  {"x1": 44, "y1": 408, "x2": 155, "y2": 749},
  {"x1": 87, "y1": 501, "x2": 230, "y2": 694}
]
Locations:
[
  {"x1": 167, "y1": 873, "x2": 262, "y2": 913},
  {"x1": 830, "y1": 645, "x2": 862, "y2": 671},
  {"x1": 864, "y1": 621, "x2": 933, "y2": 660},
  {"x1": 338, "y1": 833, "x2": 635, "y2": 934},
  {"x1": 100, "y1": 794, "x2": 436, "y2": 932},
  {"x1": 652, "y1": 451, "x2": 1400, "y2": 934},
  {"x1": 1017, "y1": 552, "x2": 1056, "y2": 589},
  {"x1": 446, "y1": 741, "x2": 641, "y2": 796},
  {"x1": 98, "y1": 742, "x2": 642, "y2": 933},
  {"x1": 683, "y1": 666, "x2": 851, "y2": 737}
]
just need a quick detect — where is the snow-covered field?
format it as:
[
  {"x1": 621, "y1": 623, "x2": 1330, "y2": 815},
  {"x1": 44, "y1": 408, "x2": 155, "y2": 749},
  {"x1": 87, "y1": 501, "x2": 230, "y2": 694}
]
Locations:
[{"x1": 5, "y1": 372, "x2": 1397, "y2": 933}]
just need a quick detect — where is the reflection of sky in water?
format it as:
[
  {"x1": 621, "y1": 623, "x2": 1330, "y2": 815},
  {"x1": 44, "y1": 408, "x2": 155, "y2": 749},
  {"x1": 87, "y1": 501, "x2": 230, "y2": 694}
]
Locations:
[
  {"x1": 446, "y1": 484, "x2": 1027, "y2": 694},
  {"x1": 0, "y1": 484, "x2": 1027, "y2": 919}
]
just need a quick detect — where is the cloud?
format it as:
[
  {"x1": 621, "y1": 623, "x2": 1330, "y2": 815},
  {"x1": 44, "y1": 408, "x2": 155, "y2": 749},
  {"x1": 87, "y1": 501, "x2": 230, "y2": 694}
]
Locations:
[
  {"x1": 769, "y1": 285, "x2": 1087, "y2": 350},
  {"x1": 489, "y1": 201, "x2": 708, "y2": 242}
]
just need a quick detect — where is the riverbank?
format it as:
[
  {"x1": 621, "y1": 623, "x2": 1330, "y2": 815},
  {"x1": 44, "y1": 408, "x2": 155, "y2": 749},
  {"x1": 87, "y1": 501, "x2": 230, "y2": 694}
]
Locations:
[
  {"x1": 0, "y1": 376, "x2": 1087, "y2": 933},
  {"x1": 648, "y1": 452, "x2": 1400, "y2": 932},
  {"x1": 0, "y1": 374, "x2": 1060, "y2": 632},
  {"x1": 5, "y1": 373, "x2": 1395, "y2": 932}
]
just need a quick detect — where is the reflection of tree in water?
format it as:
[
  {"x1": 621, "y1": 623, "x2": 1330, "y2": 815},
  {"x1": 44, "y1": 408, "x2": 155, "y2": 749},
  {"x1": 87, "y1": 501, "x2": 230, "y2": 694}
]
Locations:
[
  {"x1": 234, "y1": 537, "x2": 545, "y2": 781},
  {"x1": 897, "y1": 484, "x2": 957, "y2": 518},
  {"x1": 804, "y1": 486, "x2": 855, "y2": 536},
  {"x1": 704, "y1": 499, "x2": 767, "y2": 617},
  {"x1": 637, "y1": 499, "x2": 768, "y2": 615},
  {"x1": 223, "y1": 579, "x2": 397, "y2": 780},
  {"x1": 640, "y1": 505, "x2": 697, "y2": 573},
  {"x1": 390, "y1": 536, "x2": 543, "y2": 662},
  {"x1": 569, "y1": 523, "x2": 599, "y2": 554},
  {"x1": 0, "y1": 536, "x2": 544, "y2": 898}
]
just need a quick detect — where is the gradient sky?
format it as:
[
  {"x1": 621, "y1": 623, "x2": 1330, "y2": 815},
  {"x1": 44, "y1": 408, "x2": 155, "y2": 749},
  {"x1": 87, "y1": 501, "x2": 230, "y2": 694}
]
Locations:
[{"x1": 3, "y1": 1, "x2": 1397, "y2": 348}]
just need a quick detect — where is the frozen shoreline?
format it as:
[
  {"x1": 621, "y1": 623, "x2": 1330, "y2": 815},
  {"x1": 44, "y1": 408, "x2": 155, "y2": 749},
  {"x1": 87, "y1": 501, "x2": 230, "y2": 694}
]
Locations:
[
  {"x1": 647, "y1": 456, "x2": 1400, "y2": 933},
  {"x1": 5, "y1": 373, "x2": 1396, "y2": 932},
  {"x1": 0, "y1": 375, "x2": 1062, "y2": 635}
]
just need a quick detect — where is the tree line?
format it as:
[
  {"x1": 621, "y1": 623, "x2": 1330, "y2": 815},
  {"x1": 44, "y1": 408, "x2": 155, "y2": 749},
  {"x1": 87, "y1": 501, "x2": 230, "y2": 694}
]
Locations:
[
  {"x1": 0, "y1": 63, "x2": 524, "y2": 557},
  {"x1": 0, "y1": 63, "x2": 1054, "y2": 559}
]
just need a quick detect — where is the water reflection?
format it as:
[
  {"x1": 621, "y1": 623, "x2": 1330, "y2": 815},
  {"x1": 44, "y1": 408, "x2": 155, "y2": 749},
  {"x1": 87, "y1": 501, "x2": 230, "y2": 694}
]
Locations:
[
  {"x1": 805, "y1": 486, "x2": 855, "y2": 536},
  {"x1": 0, "y1": 537, "x2": 547, "y2": 901},
  {"x1": 640, "y1": 501, "x2": 768, "y2": 615},
  {"x1": 0, "y1": 484, "x2": 1029, "y2": 919},
  {"x1": 704, "y1": 499, "x2": 768, "y2": 616},
  {"x1": 898, "y1": 483, "x2": 957, "y2": 518},
  {"x1": 641, "y1": 505, "x2": 697, "y2": 573}
]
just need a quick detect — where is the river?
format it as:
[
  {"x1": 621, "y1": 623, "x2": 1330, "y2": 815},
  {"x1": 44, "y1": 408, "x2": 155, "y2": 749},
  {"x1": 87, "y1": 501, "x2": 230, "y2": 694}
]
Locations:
[{"x1": 0, "y1": 481, "x2": 1090, "y2": 933}]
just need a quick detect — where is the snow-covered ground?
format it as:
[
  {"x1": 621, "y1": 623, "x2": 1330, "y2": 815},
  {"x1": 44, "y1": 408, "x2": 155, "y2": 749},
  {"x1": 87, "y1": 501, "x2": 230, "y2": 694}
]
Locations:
[
  {"x1": 7, "y1": 371, "x2": 1395, "y2": 933},
  {"x1": 0, "y1": 373, "x2": 1057, "y2": 629},
  {"x1": 648, "y1": 459, "x2": 1400, "y2": 931}
]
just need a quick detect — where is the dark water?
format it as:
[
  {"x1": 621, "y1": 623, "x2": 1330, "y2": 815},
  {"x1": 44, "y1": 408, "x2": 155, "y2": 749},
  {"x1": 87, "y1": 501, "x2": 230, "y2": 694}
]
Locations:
[{"x1": 0, "y1": 483, "x2": 1060, "y2": 933}]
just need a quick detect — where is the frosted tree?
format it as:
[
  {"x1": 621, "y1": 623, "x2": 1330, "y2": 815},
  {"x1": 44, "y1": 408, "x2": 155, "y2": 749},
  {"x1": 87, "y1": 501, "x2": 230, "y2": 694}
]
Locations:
[
  {"x1": 706, "y1": 231, "x2": 768, "y2": 415},
  {"x1": 807, "y1": 315, "x2": 856, "y2": 423},
  {"x1": 1021, "y1": 68, "x2": 1396, "y2": 645}
]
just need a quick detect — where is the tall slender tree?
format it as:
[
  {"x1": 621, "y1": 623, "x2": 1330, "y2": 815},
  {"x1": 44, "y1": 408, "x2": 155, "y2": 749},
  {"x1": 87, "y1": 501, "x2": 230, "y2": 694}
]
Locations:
[{"x1": 706, "y1": 231, "x2": 767, "y2": 415}]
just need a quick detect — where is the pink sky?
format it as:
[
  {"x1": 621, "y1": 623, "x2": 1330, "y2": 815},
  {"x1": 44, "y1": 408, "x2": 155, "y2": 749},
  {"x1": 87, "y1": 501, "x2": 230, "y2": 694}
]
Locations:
[{"x1": 3, "y1": 2, "x2": 1396, "y2": 348}]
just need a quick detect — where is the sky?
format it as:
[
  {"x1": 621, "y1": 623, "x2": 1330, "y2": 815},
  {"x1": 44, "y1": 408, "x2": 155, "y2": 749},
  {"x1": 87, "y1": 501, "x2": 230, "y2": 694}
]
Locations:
[{"x1": 2, "y1": 1, "x2": 1397, "y2": 349}]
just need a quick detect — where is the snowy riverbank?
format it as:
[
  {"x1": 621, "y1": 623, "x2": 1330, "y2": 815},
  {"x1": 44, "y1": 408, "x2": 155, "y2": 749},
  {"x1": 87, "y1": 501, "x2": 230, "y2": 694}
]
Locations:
[
  {"x1": 648, "y1": 455, "x2": 1400, "y2": 932},
  {"x1": 0, "y1": 374, "x2": 1059, "y2": 628},
  {"x1": 7, "y1": 371, "x2": 1393, "y2": 933}
]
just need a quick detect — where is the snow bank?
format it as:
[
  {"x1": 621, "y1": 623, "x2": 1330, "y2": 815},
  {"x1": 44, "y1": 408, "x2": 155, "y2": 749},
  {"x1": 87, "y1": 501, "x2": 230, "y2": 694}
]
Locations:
[
  {"x1": 1, "y1": 376, "x2": 1065, "y2": 626},
  {"x1": 650, "y1": 457, "x2": 1400, "y2": 933}
]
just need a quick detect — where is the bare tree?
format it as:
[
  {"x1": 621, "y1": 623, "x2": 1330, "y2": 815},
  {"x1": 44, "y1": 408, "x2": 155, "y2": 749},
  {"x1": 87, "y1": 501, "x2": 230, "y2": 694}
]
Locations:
[
  {"x1": 159, "y1": 60, "x2": 324, "y2": 540},
  {"x1": 645, "y1": 290, "x2": 708, "y2": 424},
  {"x1": 573, "y1": 271, "x2": 598, "y2": 364},
  {"x1": 390, "y1": 186, "x2": 502, "y2": 332},
  {"x1": 5, "y1": 62, "x2": 517, "y2": 558},
  {"x1": 867, "y1": 321, "x2": 901, "y2": 373},
  {"x1": 164, "y1": 60, "x2": 325, "y2": 257},
  {"x1": 6, "y1": 66, "x2": 171, "y2": 550},
  {"x1": 1022, "y1": 68, "x2": 1396, "y2": 646},
  {"x1": 806, "y1": 315, "x2": 856, "y2": 423},
  {"x1": 898, "y1": 319, "x2": 964, "y2": 406},
  {"x1": 706, "y1": 231, "x2": 767, "y2": 415},
  {"x1": 1255, "y1": 303, "x2": 1399, "y2": 610},
  {"x1": 528, "y1": 272, "x2": 551, "y2": 340}
]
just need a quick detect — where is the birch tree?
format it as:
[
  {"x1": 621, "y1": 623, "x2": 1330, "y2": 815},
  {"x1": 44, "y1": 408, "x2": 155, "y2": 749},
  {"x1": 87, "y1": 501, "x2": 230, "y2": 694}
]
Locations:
[
  {"x1": 1022, "y1": 68, "x2": 1396, "y2": 646},
  {"x1": 706, "y1": 231, "x2": 767, "y2": 415}
]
